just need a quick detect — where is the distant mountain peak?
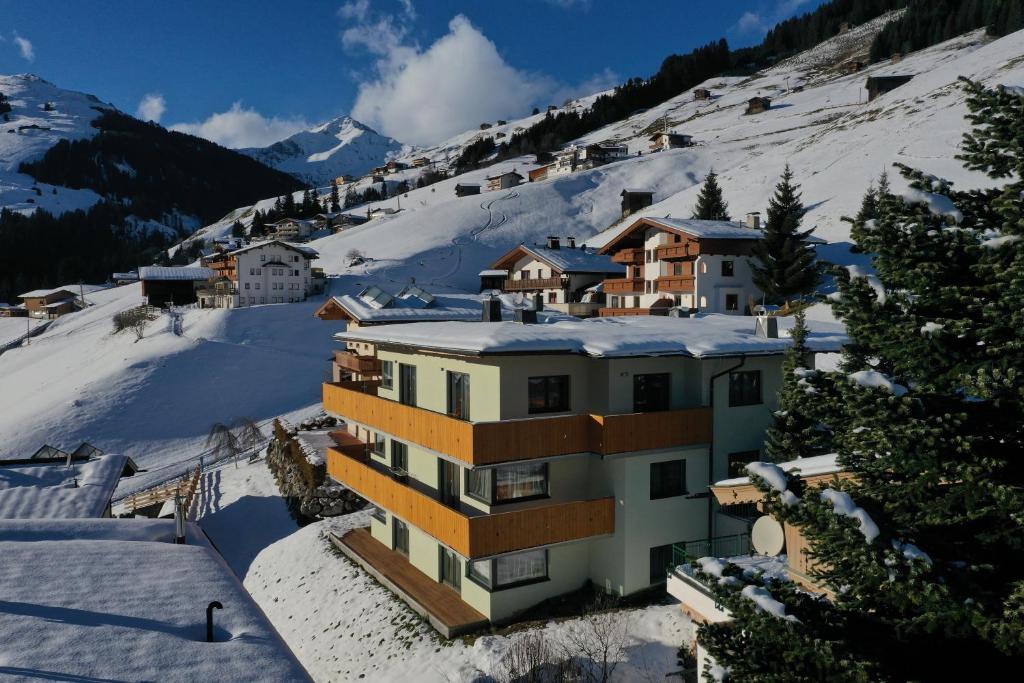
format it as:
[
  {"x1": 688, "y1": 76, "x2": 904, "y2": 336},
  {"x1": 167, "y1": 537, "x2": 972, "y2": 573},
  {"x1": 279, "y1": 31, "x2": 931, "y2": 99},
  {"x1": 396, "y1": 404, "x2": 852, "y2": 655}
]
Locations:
[{"x1": 240, "y1": 116, "x2": 406, "y2": 186}]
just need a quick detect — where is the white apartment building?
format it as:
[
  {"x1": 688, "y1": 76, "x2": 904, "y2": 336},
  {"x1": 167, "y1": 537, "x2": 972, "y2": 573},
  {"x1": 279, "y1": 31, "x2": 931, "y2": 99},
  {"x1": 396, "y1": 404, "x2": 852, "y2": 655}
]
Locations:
[{"x1": 199, "y1": 240, "x2": 318, "y2": 309}]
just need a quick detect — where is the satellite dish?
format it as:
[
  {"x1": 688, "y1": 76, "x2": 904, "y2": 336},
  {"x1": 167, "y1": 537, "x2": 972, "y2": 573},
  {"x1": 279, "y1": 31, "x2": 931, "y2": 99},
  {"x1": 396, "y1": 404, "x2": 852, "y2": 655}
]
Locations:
[{"x1": 751, "y1": 516, "x2": 785, "y2": 556}]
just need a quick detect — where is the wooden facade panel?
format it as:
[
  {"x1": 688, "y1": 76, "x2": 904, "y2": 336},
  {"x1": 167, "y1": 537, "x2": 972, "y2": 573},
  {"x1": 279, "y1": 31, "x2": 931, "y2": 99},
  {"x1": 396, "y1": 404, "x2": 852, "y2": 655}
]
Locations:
[
  {"x1": 324, "y1": 383, "x2": 714, "y2": 465},
  {"x1": 611, "y1": 247, "x2": 645, "y2": 264},
  {"x1": 656, "y1": 275, "x2": 696, "y2": 293},
  {"x1": 654, "y1": 242, "x2": 698, "y2": 260},
  {"x1": 470, "y1": 497, "x2": 615, "y2": 557},
  {"x1": 503, "y1": 277, "x2": 563, "y2": 292},
  {"x1": 328, "y1": 447, "x2": 472, "y2": 555},
  {"x1": 603, "y1": 278, "x2": 645, "y2": 294},
  {"x1": 334, "y1": 350, "x2": 382, "y2": 374}
]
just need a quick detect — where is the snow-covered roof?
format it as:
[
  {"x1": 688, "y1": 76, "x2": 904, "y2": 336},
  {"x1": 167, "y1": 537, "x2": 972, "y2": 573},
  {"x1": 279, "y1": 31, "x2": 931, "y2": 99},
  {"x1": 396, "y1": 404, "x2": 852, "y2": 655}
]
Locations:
[
  {"x1": 339, "y1": 313, "x2": 848, "y2": 358},
  {"x1": 17, "y1": 288, "x2": 76, "y2": 299},
  {"x1": 138, "y1": 266, "x2": 215, "y2": 282},
  {"x1": 485, "y1": 170, "x2": 524, "y2": 180},
  {"x1": 479, "y1": 269, "x2": 508, "y2": 277},
  {"x1": 226, "y1": 240, "x2": 319, "y2": 259},
  {"x1": 0, "y1": 518, "x2": 311, "y2": 682},
  {"x1": 495, "y1": 244, "x2": 623, "y2": 275},
  {"x1": 621, "y1": 188, "x2": 654, "y2": 194},
  {"x1": 324, "y1": 291, "x2": 483, "y2": 324},
  {"x1": 111, "y1": 272, "x2": 139, "y2": 280},
  {"x1": 714, "y1": 453, "x2": 841, "y2": 488},
  {"x1": 640, "y1": 217, "x2": 764, "y2": 240},
  {"x1": 0, "y1": 453, "x2": 131, "y2": 518}
]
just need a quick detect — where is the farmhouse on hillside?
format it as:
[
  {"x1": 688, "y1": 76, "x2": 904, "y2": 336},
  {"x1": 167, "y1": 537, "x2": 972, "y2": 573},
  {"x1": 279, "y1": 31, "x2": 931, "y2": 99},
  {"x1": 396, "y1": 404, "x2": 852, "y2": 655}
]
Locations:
[
  {"x1": 17, "y1": 288, "x2": 80, "y2": 319},
  {"x1": 485, "y1": 170, "x2": 524, "y2": 192},
  {"x1": 866, "y1": 74, "x2": 914, "y2": 101},
  {"x1": 620, "y1": 188, "x2": 655, "y2": 218},
  {"x1": 454, "y1": 183, "x2": 481, "y2": 197},
  {"x1": 139, "y1": 267, "x2": 214, "y2": 307},
  {"x1": 198, "y1": 240, "x2": 318, "y2": 309},
  {"x1": 649, "y1": 132, "x2": 693, "y2": 152},
  {"x1": 745, "y1": 96, "x2": 771, "y2": 114}
]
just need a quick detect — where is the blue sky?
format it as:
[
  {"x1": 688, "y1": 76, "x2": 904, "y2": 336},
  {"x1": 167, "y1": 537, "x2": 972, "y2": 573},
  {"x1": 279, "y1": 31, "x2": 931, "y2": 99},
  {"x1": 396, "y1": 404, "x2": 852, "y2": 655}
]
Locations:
[{"x1": 0, "y1": 0, "x2": 826, "y2": 147}]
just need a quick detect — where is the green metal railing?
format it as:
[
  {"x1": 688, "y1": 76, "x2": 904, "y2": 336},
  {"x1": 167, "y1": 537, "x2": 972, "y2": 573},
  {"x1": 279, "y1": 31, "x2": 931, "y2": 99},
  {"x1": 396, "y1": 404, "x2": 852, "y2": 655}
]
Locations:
[{"x1": 670, "y1": 533, "x2": 752, "y2": 573}]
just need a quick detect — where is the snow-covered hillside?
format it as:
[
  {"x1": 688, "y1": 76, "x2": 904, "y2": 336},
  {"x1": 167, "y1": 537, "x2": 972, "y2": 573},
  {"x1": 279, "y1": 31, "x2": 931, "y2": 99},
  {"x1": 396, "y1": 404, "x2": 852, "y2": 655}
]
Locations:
[
  {"x1": 194, "y1": 26, "x2": 1024, "y2": 297},
  {"x1": 241, "y1": 116, "x2": 407, "y2": 186},
  {"x1": 0, "y1": 74, "x2": 111, "y2": 214}
]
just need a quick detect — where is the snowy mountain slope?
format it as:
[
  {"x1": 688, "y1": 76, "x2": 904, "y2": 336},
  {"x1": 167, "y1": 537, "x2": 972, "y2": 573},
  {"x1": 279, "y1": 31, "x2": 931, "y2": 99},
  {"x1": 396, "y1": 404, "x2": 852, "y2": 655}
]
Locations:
[
  {"x1": 241, "y1": 116, "x2": 407, "y2": 186},
  {"x1": 0, "y1": 282, "x2": 339, "y2": 489},
  {"x1": 0, "y1": 74, "x2": 111, "y2": 214}
]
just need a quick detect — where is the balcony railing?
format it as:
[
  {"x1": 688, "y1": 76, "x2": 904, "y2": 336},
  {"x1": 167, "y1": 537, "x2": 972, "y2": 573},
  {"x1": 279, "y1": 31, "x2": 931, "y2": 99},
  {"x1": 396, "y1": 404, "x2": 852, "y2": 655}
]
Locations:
[
  {"x1": 599, "y1": 307, "x2": 654, "y2": 317},
  {"x1": 323, "y1": 382, "x2": 712, "y2": 465},
  {"x1": 611, "y1": 247, "x2": 644, "y2": 265},
  {"x1": 656, "y1": 275, "x2": 695, "y2": 293},
  {"x1": 335, "y1": 350, "x2": 382, "y2": 375},
  {"x1": 654, "y1": 243, "x2": 695, "y2": 260},
  {"x1": 327, "y1": 446, "x2": 615, "y2": 558},
  {"x1": 503, "y1": 276, "x2": 563, "y2": 292},
  {"x1": 603, "y1": 277, "x2": 644, "y2": 294}
]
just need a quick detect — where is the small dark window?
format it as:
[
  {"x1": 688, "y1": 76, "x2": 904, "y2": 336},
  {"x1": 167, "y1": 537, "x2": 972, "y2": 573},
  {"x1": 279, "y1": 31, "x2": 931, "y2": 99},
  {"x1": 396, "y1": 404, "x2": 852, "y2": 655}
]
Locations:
[
  {"x1": 634, "y1": 373, "x2": 671, "y2": 412},
  {"x1": 721, "y1": 260, "x2": 735, "y2": 277},
  {"x1": 440, "y1": 547, "x2": 461, "y2": 590},
  {"x1": 548, "y1": 291, "x2": 557, "y2": 303},
  {"x1": 372, "y1": 432, "x2": 386, "y2": 455},
  {"x1": 393, "y1": 519, "x2": 409, "y2": 555},
  {"x1": 672, "y1": 262, "x2": 683, "y2": 276},
  {"x1": 649, "y1": 543, "x2": 676, "y2": 584},
  {"x1": 381, "y1": 361, "x2": 393, "y2": 389},
  {"x1": 528, "y1": 375, "x2": 570, "y2": 414},
  {"x1": 728, "y1": 450, "x2": 760, "y2": 478},
  {"x1": 729, "y1": 371, "x2": 762, "y2": 407},
  {"x1": 726, "y1": 294, "x2": 739, "y2": 311},
  {"x1": 391, "y1": 440, "x2": 408, "y2": 473},
  {"x1": 399, "y1": 363, "x2": 416, "y2": 405},
  {"x1": 447, "y1": 371, "x2": 470, "y2": 420},
  {"x1": 651, "y1": 459, "x2": 687, "y2": 499}
]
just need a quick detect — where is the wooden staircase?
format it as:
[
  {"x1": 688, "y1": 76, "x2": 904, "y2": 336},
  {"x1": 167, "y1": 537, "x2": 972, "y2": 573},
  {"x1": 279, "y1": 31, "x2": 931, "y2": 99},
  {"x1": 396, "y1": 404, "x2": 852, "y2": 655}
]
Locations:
[{"x1": 122, "y1": 466, "x2": 202, "y2": 516}]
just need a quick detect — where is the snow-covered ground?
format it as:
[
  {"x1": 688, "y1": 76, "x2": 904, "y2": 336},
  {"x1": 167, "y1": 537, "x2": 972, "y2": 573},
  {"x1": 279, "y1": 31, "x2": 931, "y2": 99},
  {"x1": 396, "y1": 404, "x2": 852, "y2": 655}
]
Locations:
[
  {"x1": 192, "y1": 456, "x2": 692, "y2": 683},
  {"x1": 0, "y1": 282, "x2": 341, "y2": 493}
]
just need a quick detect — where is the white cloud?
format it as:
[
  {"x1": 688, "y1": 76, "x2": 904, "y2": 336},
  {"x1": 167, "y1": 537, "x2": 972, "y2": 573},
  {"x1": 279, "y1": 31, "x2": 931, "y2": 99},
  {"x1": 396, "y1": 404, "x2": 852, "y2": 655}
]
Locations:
[
  {"x1": 551, "y1": 67, "x2": 620, "y2": 105},
  {"x1": 350, "y1": 15, "x2": 551, "y2": 145},
  {"x1": 542, "y1": 0, "x2": 593, "y2": 9},
  {"x1": 12, "y1": 33, "x2": 34, "y2": 62},
  {"x1": 732, "y1": 0, "x2": 814, "y2": 37},
  {"x1": 135, "y1": 93, "x2": 166, "y2": 123},
  {"x1": 169, "y1": 102, "x2": 309, "y2": 149},
  {"x1": 338, "y1": 0, "x2": 370, "y2": 21}
]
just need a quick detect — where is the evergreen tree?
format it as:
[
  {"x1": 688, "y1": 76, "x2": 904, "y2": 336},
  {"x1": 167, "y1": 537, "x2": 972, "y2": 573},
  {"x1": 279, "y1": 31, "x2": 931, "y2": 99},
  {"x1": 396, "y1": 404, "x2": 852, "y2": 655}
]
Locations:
[
  {"x1": 696, "y1": 79, "x2": 1024, "y2": 682},
  {"x1": 749, "y1": 165, "x2": 819, "y2": 304},
  {"x1": 230, "y1": 220, "x2": 244, "y2": 238},
  {"x1": 329, "y1": 180, "x2": 341, "y2": 212},
  {"x1": 282, "y1": 191, "x2": 296, "y2": 216},
  {"x1": 691, "y1": 169, "x2": 730, "y2": 220},
  {"x1": 762, "y1": 310, "x2": 831, "y2": 463}
]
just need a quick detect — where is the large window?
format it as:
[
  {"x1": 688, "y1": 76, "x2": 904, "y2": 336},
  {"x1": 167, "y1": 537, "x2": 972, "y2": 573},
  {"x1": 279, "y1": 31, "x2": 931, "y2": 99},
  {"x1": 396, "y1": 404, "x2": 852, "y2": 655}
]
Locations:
[
  {"x1": 399, "y1": 363, "x2": 417, "y2": 405},
  {"x1": 440, "y1": 547, "x2": 461, "y2": 590},
  {"x1": 381, "y1": 361, "x2": 393, "y2": 389},
  {"x1": 468, "y1": 549, "x2": 548, "y2": 591},
  {"x1": 633, "y1": 373, "x2": 671, "y2": 412},
  {"x1": 729, "y1": 371, "x2": 762, "y2": 407},
  {"x1": 447, "y1": 371, "x2": 471, "y2": 420},
  {"x1": 393, "y1": 519, "x2": 409, "y2": 556},
  {"x1": 391, "y1": 440, "x2": 408, "y2": 473},
  {"x1": 467, "y1": 462, "x2": 548, "y2": 505},
  {"x1": 528, "y1": 375, "x2": 570, "y2": 414},
  {"x1": 650, "y1": 459, "x2": 687, "y2": 499}
]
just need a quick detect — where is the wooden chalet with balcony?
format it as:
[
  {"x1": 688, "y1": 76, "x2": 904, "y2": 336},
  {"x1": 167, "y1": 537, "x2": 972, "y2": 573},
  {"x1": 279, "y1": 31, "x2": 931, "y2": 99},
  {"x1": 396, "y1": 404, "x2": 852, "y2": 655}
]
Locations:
[
  {"x1": 485, "y1": 236, "x2": 624, "y2": 317},
  {"x1": 597, "y1": 215, "x2": 771, "y2": 316}
]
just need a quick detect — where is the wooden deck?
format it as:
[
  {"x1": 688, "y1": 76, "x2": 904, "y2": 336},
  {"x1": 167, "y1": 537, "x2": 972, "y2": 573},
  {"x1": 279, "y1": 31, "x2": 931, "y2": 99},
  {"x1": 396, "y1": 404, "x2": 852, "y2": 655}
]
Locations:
[{"x1": 330, "y1": 527, "x2": 489, "y2": 638}]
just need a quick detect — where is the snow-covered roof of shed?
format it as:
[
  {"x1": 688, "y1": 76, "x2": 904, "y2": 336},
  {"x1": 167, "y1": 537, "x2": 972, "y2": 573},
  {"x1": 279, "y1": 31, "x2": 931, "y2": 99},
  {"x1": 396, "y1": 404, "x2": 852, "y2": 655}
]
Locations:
[
  {"x1": 327, "y1": 291, "x2": 483, "y2": 324},
  {"x1": 17, "y1": 288, "x2": 76, "y2": 299},
  {"x1": 339, "y1": 314, "x2": 847, "y2": 358},
  {"x1": 621, "y1": 188, "x2": 654, "y2": 195},
  {"x1": 0, "y1": 453, "x2": 130, "y2": 518},
  {"x1": 0, "y1": 519, "x2": 311, "y2": 682},
  {"x1": 138, "y1": 266, "x2": 215, "y2": 281},
  {"x1": 714, "y1": 453, "x2": 841, "y2": 488}
]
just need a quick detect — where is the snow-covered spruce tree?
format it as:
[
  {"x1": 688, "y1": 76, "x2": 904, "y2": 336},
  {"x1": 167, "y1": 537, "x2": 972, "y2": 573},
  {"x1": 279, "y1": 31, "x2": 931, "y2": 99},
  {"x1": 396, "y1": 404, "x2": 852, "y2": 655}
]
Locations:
[
  {"x1": 692, "y1": 169, "x2": 731, "y2": 220},
  {"x1": 694, "y1": 80, "x2": 1024, "y2": 681},
  {"x1": 762, "y1": 310, "x2": 832, "y2": 463},
  {"x1": 749, "y1": 165, "x2": 819, "y2": 304}
]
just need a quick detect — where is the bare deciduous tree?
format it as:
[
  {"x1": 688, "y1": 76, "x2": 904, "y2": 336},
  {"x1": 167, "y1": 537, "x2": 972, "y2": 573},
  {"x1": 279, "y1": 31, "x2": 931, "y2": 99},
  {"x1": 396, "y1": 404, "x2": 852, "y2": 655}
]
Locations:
[
  {"x1": 558, "y1": 595, "x2": 632, "y2": 683},
  {"x1": 205, "y1": 422, "x2": 241, "y2": 464}
]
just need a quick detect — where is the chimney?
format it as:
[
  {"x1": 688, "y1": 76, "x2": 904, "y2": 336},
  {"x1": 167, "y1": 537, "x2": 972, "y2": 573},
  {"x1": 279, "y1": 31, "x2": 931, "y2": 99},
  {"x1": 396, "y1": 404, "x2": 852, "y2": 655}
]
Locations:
[
  {"x1": 546, "y1": 236, "x2": 560, "y2": 250},
  {"x1": 532, "y1": 293, "x2": 544, "y2": 312},
  {"x1": 746, "y1": 212, "x2": 761, "y2": 229},
  {"x1": 481, "y1": 296, "x2": 502, "y2": 322},
  {"x1": 174, "y1": 493, "x2": 187, "y2": 544},
  {"x1": 755, "y1": 316, "x2": 779, "y2": 338},
  {"x1": 515, "y1": 308, "x2": 538, "y2": 324},
  {"x1": 567, "y1": 236, "x2": 576, "y2": 249}
]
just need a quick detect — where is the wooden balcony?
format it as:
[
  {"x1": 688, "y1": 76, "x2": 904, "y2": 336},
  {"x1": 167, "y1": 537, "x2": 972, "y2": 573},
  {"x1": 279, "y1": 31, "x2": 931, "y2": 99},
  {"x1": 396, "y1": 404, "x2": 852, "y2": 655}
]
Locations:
[
  {"x1": 603, "y1": 277, "x2": 644, "y2": 294},
  {"x1": 503, "y1": 276, "x2": 562, "y2": 292},
  {"x1": 323, "y1": 382, "x2": 712, "y2": 465},
  {"x1": 654, "y1": 243, "x2": 695, "y2": 260},
  {"x1": 599, "y1": 307, "x2": 654, "y2": 317},
  {"x1": 656, "y1": 275, "x2": 695, "y2": 293},
  {"x1": 335, "y1": 349, "x2": 382, "y2": 375},
  {"x1": 611, "y1": 247, "x2": 644, "y2": 265},
  {"x1": 327, "y1": 447, "x2": 615, "y2": 558}
]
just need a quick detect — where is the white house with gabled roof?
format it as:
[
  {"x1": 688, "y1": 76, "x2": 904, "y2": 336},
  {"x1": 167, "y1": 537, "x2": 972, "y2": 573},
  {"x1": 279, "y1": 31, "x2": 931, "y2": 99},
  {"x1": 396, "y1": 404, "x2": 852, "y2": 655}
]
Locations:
[{"x1": 199, "y1": 240, "x2": 318, "y2": 309}]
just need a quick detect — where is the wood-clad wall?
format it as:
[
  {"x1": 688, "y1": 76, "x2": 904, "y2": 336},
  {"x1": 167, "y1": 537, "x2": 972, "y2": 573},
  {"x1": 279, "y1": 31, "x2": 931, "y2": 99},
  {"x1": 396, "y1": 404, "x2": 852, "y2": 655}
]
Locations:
[
  {"x1": 324, "y1": 383, "x2": 713, "y2": 466},
  {"x1": 327, "y1": 446, "x2": 616, "y2": 558}
]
